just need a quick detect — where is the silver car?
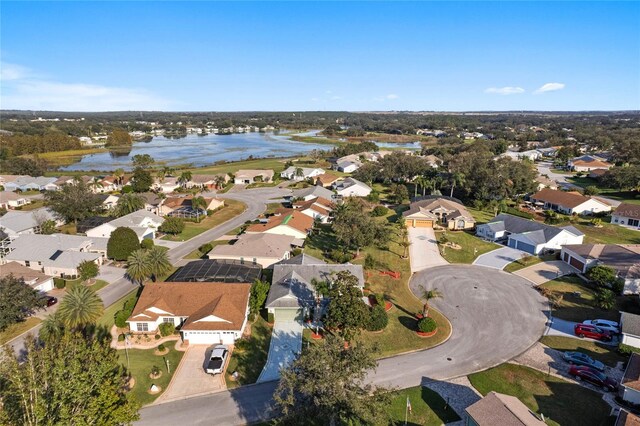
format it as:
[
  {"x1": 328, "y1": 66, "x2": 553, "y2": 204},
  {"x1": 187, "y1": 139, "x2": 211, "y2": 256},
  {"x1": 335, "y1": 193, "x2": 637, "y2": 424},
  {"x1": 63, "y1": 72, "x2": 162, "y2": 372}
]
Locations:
[{"x1": 583, "y1": 319, "x2": 620, "y2": 334}]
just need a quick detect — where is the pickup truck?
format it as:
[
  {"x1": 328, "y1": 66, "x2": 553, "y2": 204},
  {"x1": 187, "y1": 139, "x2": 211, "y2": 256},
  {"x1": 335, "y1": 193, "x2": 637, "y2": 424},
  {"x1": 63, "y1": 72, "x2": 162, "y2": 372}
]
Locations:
[{"x1": 205, "y1": 345, "x2": 228, "y2": 375}]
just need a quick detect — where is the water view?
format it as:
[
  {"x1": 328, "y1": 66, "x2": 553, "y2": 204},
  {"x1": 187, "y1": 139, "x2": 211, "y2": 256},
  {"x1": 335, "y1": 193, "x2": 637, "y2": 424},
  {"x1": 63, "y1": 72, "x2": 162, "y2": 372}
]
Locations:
[{"x1": 62, "y1": 132, "x2": 333, "y2": 171}]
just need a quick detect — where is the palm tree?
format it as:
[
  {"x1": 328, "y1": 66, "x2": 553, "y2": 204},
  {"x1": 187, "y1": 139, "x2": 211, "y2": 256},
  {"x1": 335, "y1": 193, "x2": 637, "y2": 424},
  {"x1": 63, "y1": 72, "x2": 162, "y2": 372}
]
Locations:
[
  {"x1": 191, "y1": 196, "x2": 207, "y2": 221},
  {"x1": 178, "y1": 171, "x2": 192, "y2": 188},
  {"x1": 88, "y1": 177, "x2": 104, "y2": 193},
  {"x1": 399, "y1": 227, "x2": 411, "y2": 258},
  {"x1": 57, "y1": 285, "x2": 104, "y2": 329},
  {"x1": 127, "y1": 249, "x2": 151, "y2": 286},
  {"x1": 420, "y1": 286, "x2": 443, "y2": 318},
  {"x1": 114, "y1": 168, "x2": 125, "y2": 186},
  {"x1": 39, "y1": 312, "x2": 65, "y2": 342},
  {"x1": 448, "y1": 172, "x2": 466, "y2": 198},
  {"x1": 415, "y1": 176, "x2": 432, "y2": 197},
  {"x1": 147, "y1": 246, "x2": 172, "y2": 282},
  {"x1": 295, "y1": 167, "x2": 304, "y2": 180},
  {"x1": 114, "y1": 193, "x2": 145, "y2": 217},
  {"x1": 214, "y1": 175, "x2": 226, "y2": 189}
]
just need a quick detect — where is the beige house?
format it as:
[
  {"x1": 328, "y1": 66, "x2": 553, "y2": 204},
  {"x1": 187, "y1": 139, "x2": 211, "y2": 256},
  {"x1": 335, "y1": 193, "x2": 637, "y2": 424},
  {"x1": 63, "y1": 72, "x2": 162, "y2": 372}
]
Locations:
[
  {"x1": 530, "y1": 188, "x2": 611, "y2": 215},
  {"x1": 1, "y1": 261, "x2": 54, "y2": 292},
  {"x1": 208, "y1": 233, "x2": 297, "y2": 268},
  {"x1": 234, "y1": 169, "x2": 274, "y2": 184},
  {"x1": 403, "y1": 196, "x2": 475, "y2": 230},
  {"x1": 0, "y1": 192, "x2": 30, "y2": 210},
  {"x1": 187, "y1": 173, "x2": 229, "y2": 189}
]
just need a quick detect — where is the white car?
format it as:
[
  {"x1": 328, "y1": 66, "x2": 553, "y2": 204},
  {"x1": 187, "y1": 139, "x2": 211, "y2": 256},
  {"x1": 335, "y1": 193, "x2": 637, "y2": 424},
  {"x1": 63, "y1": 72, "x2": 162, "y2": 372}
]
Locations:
[
  {"x1": 205, "y1": 345, "x2": 229, "y2": 375},
  {"x1": 583, "y1": 319, "x2": 620, "y2": 334}
]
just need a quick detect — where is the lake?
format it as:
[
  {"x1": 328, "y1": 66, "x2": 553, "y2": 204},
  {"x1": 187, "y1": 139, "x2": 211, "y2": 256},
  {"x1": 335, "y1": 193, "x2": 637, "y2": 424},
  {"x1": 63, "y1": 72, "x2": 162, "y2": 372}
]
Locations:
[{"x1": 62, "y1": 132, "x2": 333, "y2": 171}]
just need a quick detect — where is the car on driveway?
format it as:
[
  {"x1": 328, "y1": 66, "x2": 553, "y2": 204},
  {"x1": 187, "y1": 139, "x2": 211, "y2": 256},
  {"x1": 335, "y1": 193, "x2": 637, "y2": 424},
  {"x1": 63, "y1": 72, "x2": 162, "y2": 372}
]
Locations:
[
  {"x1": 205, "y1": 345, "x2": 228, "y2": 375},
  {"x1": 562, "y1": 351, "x2": 605, "y2": 372},
  {"x1": 574, "y1": 324, "x2": 612, "y2": 342},
  {"x1": 568, "y1": 365, "x2": 618, "y2": 391},
  {"x1": 583, "y1": 319, "x2": 620, "y2": 334}
]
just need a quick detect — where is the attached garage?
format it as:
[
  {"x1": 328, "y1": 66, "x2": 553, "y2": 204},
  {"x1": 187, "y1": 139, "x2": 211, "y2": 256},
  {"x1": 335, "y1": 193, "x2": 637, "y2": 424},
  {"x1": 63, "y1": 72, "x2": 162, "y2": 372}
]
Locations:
[
  {"x1": 508, "y1": 238, "x2": 536, "y2": 254},
  {"x1": 274, "y1": 308, "x2": 303, "y2": 322},
  {"x1": 568, "y1": 256, "x2": 585, "y2": 271},
  {"x1": 409, "y1": 219, "x2": 434, "y2": 228},
  {"x1": 182, "y1": 330, "x2": 237, "y2": 345}
]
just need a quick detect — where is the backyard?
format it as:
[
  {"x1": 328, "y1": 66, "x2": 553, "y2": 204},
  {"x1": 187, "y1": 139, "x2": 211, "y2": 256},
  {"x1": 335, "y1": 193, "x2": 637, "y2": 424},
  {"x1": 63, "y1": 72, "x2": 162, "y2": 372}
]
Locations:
[
  {"x1": 387, "y1": 386, "x2": 461, "y2": 426},
  {"x1": 468, "y1": 363, "x2": 612, "y2": 426},
  {"x1": 117, "y1": 341, "x2": 185, "y2": 406},
  {"x1": 161, "y1": 199, "x2": 246, "y2": 241},
  {"x1": 225, "y1": 316, "x2": 273, "y2": 389}
]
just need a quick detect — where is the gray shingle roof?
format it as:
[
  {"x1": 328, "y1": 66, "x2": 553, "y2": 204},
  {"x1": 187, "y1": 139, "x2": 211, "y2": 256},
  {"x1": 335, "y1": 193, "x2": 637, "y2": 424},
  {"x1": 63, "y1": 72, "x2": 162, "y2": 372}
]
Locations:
[
  {"x1": 292, "y1": 186, "x2": 335, "y2": 200},
  {"x1": 0, "y1": 208, "x2": 57, "y2": 234},
  {"x1": 622, "y1": 312, "x2": 640, "y2": 337},
  {"x1": 481, "y1": 213, "x2": 583, "y2": 243}
]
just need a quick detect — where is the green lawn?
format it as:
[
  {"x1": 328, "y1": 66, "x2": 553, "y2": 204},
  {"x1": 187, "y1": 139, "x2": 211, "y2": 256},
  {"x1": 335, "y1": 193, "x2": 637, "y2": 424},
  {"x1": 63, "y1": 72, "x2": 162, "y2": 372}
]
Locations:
[
  {"x1": 467, "y1": 207, "x2": 497, "y2": 224},
  {"x1": 97, "y1": 290, "x2": 139, "y2": 329},
  {"x1": 0, "y1": 317, "x2": 42, "y2": 345},
  {"x1": 161, "y1": 199, "x2": 246, "y2": 241},
  {"x1": 468, "y1": 363, "x2": 611, "y2": 426},
  {"x1": 540, "y1": 336, "x2": 626, "y2": 368},
  {"x1": 503, "y1": 253, "x2": 556, "y2": 273},
  {"x1": 540, "y1": 275, "x2": 640, "y2": 322},
  {"x1": 225, "y1": 316, "x2": 273, "y2": 389},
  {"x1": 117, "y1": 341, "x2": 185, "y2": 406},
  {"x1": 190, "y1": 157, "x2": 299, "y2": 176},
  {"x1": 387, "y1": 386, "x2": 460, "y2": 426},
  {"x1": 20, "y1": 200, "x2": 46, "y2": 211},
  {"x1": 184, "y1": 239, "x2": 231, "y2": 259},
  {"x1": 573, "y1": 220, "x2": 640, "y2": 245},
  {"x1": 304, "y1": 208, "x2": 451, "y2": 358},
  {"x1": 568, "y1": 177, "x2": 640, "y2": 205},
  {"x1": 66, "y1": 278, "x2": 110, "y2": 292},
  {"x1": 435, "y1": 230, "x2": 498, "y2": 264}
]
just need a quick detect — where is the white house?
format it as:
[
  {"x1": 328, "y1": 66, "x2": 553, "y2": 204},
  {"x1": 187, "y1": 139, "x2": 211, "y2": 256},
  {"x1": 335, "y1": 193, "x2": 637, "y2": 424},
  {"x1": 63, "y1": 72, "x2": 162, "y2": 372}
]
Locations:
[
  {"x1": 208, "y1": 233, "x2": 296, "y2": 268},
  {"x1": 0, "y1": 208, "x2": 61, "y2": 236},
  {"x1": 335, "y1": 159, "x2": 361, "y2": 173},
  {"x1": 152, "y1": 176, "x2": 180, "y2": 194},
  {"x1": 621, "y1": 353, "x2": 640, "y2": 406},
  {"x1": 85, "y1": 209, "x2": 164, "y2": 241},
  {"x1": 3, "y1": 176, "x2": 58, "y2": 192},
  {"x1": 293, "y1": 197, "x2": 334, "y2": 223},
  {"x1": 0, "y1": 192, "x2": 30, "y2": 210},
  {"x1": 568, "y1": 155, "x2": 613, "y2": 172},
  {"x1": 234, "y1": 169, "x2": 274, "y2": 184},
  {"x1": 612, "y1": 203, "x2": 640, "y2": 230},
  {"x1": 246, "y1": 210, "x2": 313, "y2": 240},
  {"x1": 501, "y1": 150, "x2": 542, "y2": 162},
  {"x1": 476, "y1": 213, "x2": 584, "y2": 255},
  {"x1": 530, "y1": 188, "x2": 611, "y2": 215},
  {"x1": 126, "y1": 282, "x2": 251, "y2": 345},
  {"x1": 334, "y1": 178, "x2": 372, "y2": 198},
  {"x1": 280, "y1": 167, "x2": 325, "y2": 181},
  {"x1": 1, "y1": 261, "x2": 55, "y2": 292}
]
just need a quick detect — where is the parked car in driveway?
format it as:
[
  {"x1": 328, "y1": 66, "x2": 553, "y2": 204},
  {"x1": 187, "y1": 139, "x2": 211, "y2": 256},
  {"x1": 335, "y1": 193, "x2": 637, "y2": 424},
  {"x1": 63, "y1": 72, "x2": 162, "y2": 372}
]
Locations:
[
  {"x1": 574, "y1": 324, "x2": 612, "y2": 342},
  {"x1": 205, "y1": 345, "x2": 228, "y2": 375},
  {"x1": 562, "y1": 351, "x2": 605, "y2": 372},
  {"x1": 582, "y1": 319, "x2": 620, "y2": 334},
  {"x1": 568, "y1": 365, "x2": 618, "y2": 391},
  {"x1": 46, "y1": 296, "x2": 58, "y2": 307}
]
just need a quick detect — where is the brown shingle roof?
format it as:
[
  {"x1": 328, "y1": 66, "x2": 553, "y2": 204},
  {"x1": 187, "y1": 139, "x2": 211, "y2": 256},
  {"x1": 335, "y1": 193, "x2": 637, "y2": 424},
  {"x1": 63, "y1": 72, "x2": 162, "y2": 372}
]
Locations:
[
  {"x1": 466, "y1": 392, "x2": 546, "y2": 426},
  {"x1": 573, "y1": 159, "x2": 612, "y2": 168},
  {"x1": 246, "y1": 209, "x2": 314, "y2": 234},
  {"x1": 1, "y1": 261, "x2": 52, "y2": 289},
  {"x1": 616, "y1": 203, "x2": 640, "y2": 220},
  {"x1": 623, "y1": 353, "x2": 640, "y2": 392},
  {"x1": 617, "y1": 410, "x2": 640, "y2": 426},
  {"x1": 316, "y1": 173, "x2": 340, "y2": 185},
  {"x1": 531, "y1": 188, "x2": 593, "y2": 209},
  {"x1": 294, "y1": 197, "x2": 334, "y2": 216},
  {"x1": 128, "y1": 282, "x2": 250, "y2": 331}
]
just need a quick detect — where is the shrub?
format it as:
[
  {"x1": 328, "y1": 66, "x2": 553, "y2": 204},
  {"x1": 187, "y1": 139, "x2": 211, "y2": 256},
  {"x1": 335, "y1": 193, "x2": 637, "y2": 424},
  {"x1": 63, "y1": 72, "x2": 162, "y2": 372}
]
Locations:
[
  {"x1": 150, "y1": 365, "x2": 161, "y2": 376},
  {"x1": 207, "y1": 209, "x2": 214, "y2": 216},
  {"x1": 366, "y1": 305, "x2": 388, "y2": 331},
  {"x1": 121, "y1": 185, "x2": 133, "y2": 194},
  {"x1": 366, "y1": 190, "x2": 380, "y2": 203},
  {"x1": 107, "y1": 227, "x2": 140, "y2": 260},
  {"x1": 587, "y1": 265, "x2": 618, "y2": 288},
  {"x1": 54, "y1": 278, "x2": 66, "y2": 289},
  {"x1": 140, "y1": 239, "x2": 154, "y2": 250},
  {"x1": 155, "y1": 334, "x2": 161, "y2": 340},
  {"x1": 267, "y1": 312, "x2": 275, "y2": 323},
  {"x1": 157, "y1": 343, "x2": 166, "y2": 351},
  {"x1": 613, "y1": 278, "x2": 625, "y2": 295},
  {"x1": 371, "y1": 206, "x2": 388, "y2": 217},
  {"x1": 417, "y1": 317, "x2": 437, "y2": 333},
  {"x1": 158, "y1": 322, "x2": 175, "y2": 337},
  {"x1": 117, "y1": 334, "x2": 125, "y2": 342},
  {"x1": 291, "y1": 248, "x2": 303, "y2": 256},
  {"x1": 619, "y1": 343, "x2": 640, "y2": 355},
  {"x1": 114, "y1": 310, "x2": 129, "y2": 328},
  {"x1": 364, "y1": 254, "x2": 376, "y2": 270},
  {"x1": 159, "y1": 217, "x2": 185, "y2": 235},
  {"x1": 199, "y1": 243, "x2": 213, "y2": 255},
  {"x1": 328, "y1": 249, "x2": 353, "y2": 263}
]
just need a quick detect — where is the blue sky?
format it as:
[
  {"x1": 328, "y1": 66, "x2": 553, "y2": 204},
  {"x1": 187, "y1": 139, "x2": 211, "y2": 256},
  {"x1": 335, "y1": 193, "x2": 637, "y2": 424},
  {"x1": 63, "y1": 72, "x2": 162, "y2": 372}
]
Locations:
[{"x1": 1, "y1": 2, "x2": 638, "y2": 111}]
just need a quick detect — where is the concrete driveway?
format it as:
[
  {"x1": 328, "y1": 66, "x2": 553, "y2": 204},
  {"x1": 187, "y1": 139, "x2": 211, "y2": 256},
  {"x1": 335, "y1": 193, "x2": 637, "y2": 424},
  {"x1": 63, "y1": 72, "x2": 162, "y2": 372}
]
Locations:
[
  {"x1": 96, "y1": 264, "x2": 126, "y2": 284},
  {"x1": 473, "y1": 246, "x2": 526, "y2": 270},
  {"x1": 545, "y1": 318, "x2": 618, "y2": 346},
  {"x1": 407, "y1": 227, "x2": 448, "y2": 272},
  {"x1": 514, "y1": 260, "x2": 578, "y2": 286},
  {"x1": 154, "y1": 345, "x2": 225, "y2": 404},
  {"x1": 257, "y1": 320, "x2": 303, "y2": 383}
]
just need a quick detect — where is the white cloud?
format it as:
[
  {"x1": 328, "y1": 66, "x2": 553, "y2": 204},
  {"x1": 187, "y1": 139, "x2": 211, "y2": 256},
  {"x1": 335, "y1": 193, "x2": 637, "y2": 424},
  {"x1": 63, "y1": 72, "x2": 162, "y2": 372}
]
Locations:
[
  {"x1": 534, "y1": 82, "x2": 565, "y2": 94},
  {"x1": 1, "y1": 62, "x2": 171, "y2": 111},
  {"x1": 330, "y1": 95, "x2": 342, "y2": 100},
  {"x1": 484, "y1": 86, "x2": 525, "y2": 95},
  {"x1": 386, "y1": 94, "x2": 399, "y2": 99}
]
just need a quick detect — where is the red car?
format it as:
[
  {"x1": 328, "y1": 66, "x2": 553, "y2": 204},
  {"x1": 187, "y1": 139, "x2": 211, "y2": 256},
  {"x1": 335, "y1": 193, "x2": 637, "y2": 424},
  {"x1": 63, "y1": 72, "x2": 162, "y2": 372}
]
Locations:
[
  {"x1": 568, "y1": 365, "x2": 618, "y2": 391},
  {"x1": 574, "y1": 324, "x2": 612, "y2": 342}
]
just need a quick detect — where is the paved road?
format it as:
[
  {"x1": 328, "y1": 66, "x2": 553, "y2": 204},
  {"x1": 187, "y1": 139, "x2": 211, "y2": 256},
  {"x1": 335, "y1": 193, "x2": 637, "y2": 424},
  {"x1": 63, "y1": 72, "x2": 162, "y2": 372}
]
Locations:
[
  {"x1": 138, "y1": 265, "x2": 548, "y2": 425},
  {"x1": 473, "y1": 246, "x2": 526, "y2": 270},
  {"x1": 407, "y1": 227, "x2": 448, "y2": 272}
]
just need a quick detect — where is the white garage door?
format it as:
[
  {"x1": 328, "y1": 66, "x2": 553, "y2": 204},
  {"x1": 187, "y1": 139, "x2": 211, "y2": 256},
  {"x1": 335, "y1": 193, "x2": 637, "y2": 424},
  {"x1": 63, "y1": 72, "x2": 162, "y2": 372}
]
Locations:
[
  {"x1": 275, "y1": 308, "x2": 302, "y2": 322},
  {"x1": 183, "y1": 331, "x2": 221, "y2": 345}
]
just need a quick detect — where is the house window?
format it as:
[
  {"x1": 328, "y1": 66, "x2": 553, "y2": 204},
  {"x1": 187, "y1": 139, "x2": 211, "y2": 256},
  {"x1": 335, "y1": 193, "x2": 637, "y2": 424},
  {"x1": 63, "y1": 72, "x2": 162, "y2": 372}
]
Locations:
[
  {"x1": 25, "y1": 261, "x2": 30, "y2": 267},
  {"x1": 136, "y1": 323, "x2": 149, "y2": 332},
  {"x1": 162, "y1": 318, "x2": 174, "y2": 325},
  {"x1": 630, "y1": 219, "x2": 640, "y2": 227}
]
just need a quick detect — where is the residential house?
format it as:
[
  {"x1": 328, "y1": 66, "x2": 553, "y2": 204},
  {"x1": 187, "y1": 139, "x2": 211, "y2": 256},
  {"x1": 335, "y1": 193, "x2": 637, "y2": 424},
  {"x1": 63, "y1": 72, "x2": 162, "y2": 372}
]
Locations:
[
  {"x1": 265, "y1": 254, "x2": 364, "y2": 323},
  {"x1": 280, "y1": 167, "x2": 325, "y2": 181},
  {"x1": 234, "y1": 169, "x2": 274, "y2": 184},
  {"x1": 615, "y1": 410, "x2": 640, "y2": 426},
  {"x1": 0, "y1": 175, "x2": 27, "y2": 188},
  {"x1": 0, "y1": 192, "x2": 30, "y2": 210},
  {"x1": 187, "y1": 173, "x2": 229, "y2": 190},
  {"x1": 588, "y1": 169, "x2": 608, "y2": 179},
  {"x1": 403, "y1": 196, "x2": 476, "y2": 230},
  {"x1": 246, "y1": 209, "x2": 314, "y2": 240},
  {"x1": 536, "y1": 147, "x2": 558, "y2": 158},
  {"x1": 335, "y1": 159, "x2": 361, "y2": 173},
  {"x1": 612, "y1": 203, "x2": 640, "y2": 230},
  {"x1": 501, "y1": 150, "x2": 542, "y2": 162},
  {"x1": 166, "y1": 259, "x2": 262, "y2": 283},
  {"x1": 85, "y1": 209, "x2": 164, "y2": 241},
  {"x1": 530, "y1": 188, "x2": 611, "y2": 215},
  {"x1": 126, "y1": 282, "x2": 251, "y2": 345},
  {"x1": 293, "y1": 197, "x2": 334, "y2": 223},
  {"x1": 476, "y1": 213, "x2": 584, "y2": 255},
  {"x1": 153, "y1": 176, "x2": 180, "y2": 193},
  {"x1": 0, "y1": 208, "x2": 60, "y2": 236},
  {"x1": 3, "y1": 176, "x2": 58, "y2": 192},
  {"x1": 560, "y1": 244, "x2": 640, "y2": 294},
  {"x1": 1, "y1": 261, "x2": 54, "y2": 292},
  {"x1": 2, "y1": 233, "x2": 106, "y2": 278},
  {"x1": 569, "y1": 155, "x2": 613, "y2": 172},
  {"x1": 98, "y1": 175, "x2": 121, "y2": 192},
  {"x1": 96, "y1": 193, "x2": 120, "y2": 211},
  {"x1": 422, "y1": 154, "x2": 443, "y2": 168},
  {"x1": 334, "y1": 177, "x2": 372, "y2": 198},
  {"x1": 208, "y1": 233, "x2": 298, "y2": 268},
  {"x1": 621, "y1": 313, "x2": 640, "y2": 350},
  {"x1": 315, "y1": 173, "x2": 341, "y2": 188},
  {"x1": 620, "y1": 353, "x2": 640, "y2": 405},
  {"x1": 290, "y1": 185, "x2": 335, "y2": 202},
  {"x1": 139, "y1": 192, "x2": 164, "y2": 215},
  {"x1": 534, "y1": 175, "x2": 558, "y2": 191},
  {"x1": 76, "y1": 216, "x2": 113, "y2": 234},
  {"x1": 160, "y1": 196, "x2": 224, "y2": 217},
  {"x1": 465, "y1": 391, "x2": 546, "y2": 426}
]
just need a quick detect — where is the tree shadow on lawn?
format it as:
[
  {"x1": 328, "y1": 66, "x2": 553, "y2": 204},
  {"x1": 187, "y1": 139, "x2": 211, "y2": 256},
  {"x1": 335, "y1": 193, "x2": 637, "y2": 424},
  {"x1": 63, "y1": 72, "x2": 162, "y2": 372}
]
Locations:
[
  {"x1": 398, "y1": 315, "x2": 420, "y2": 332},
  {"x1": 535, "y1": 380, "x2": 612, "y2": 426}
]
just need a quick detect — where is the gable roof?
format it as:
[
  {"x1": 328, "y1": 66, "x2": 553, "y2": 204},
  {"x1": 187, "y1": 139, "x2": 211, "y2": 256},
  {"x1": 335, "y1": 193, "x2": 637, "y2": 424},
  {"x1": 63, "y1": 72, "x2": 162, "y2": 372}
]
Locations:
[
  {"x1": 128, "y1": 282, "x2": 251, "y2": 331},
  {"x1": 335, "y1": 177, "x2": 371, "y2": 192},
  {"x1": 235, "y1": 169, "x2": 274, "y2": 180},
  {"x1": 465, "y1": 391, "x2": 546, "y2": 426},
  {"x1": 564, "y1": 244, "x2": 640, "y2": 279},
  {"x1": 104, "y1": 209, "x2": 164, "y2": 229},
  {"x1": 531, "y1": 188, "x2": 602, "y2": 209},
  {"x1": 293, "y1": 197, "x2": 334, "y2": 216},
  {"x1": 622, "y1": 312, "x2": 640, "y2": 337},
  {"x1": 292, "y1": 185, "x2": 335, "y2": 200},
  {"x1": 1, "y1": 261, "x2": 53, "y2": 289},
  {"x1": 189, "y1": 173, "x2": 228, "y2": 184},
  {"x1": 615, "y1": 203, "x2": 640, "y2": 220},
  {"x1": 622, "y1": 353, "x2": 640, "y2": 392},
  {"x1": 4, "y1": 234, "x2": 102, "y2": 268},
  {"x1": 403, "y1": 196, "x2": 475, "y2": 222},
  {"x1": 246, "y1": 209, "x2": 314, "y2": 234},
  {"x1": 316, "y1": 173, "x2": 340, "y2": 185},
  {"x1": 209, "y1": 233, "x2": 295, "y2": 258},
  {"x1": 0, "y1": 208, "x2": 57, "y2": 233},
  {"x1": 482, "y1": 213, "x2": 583, "y2": 242}
]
